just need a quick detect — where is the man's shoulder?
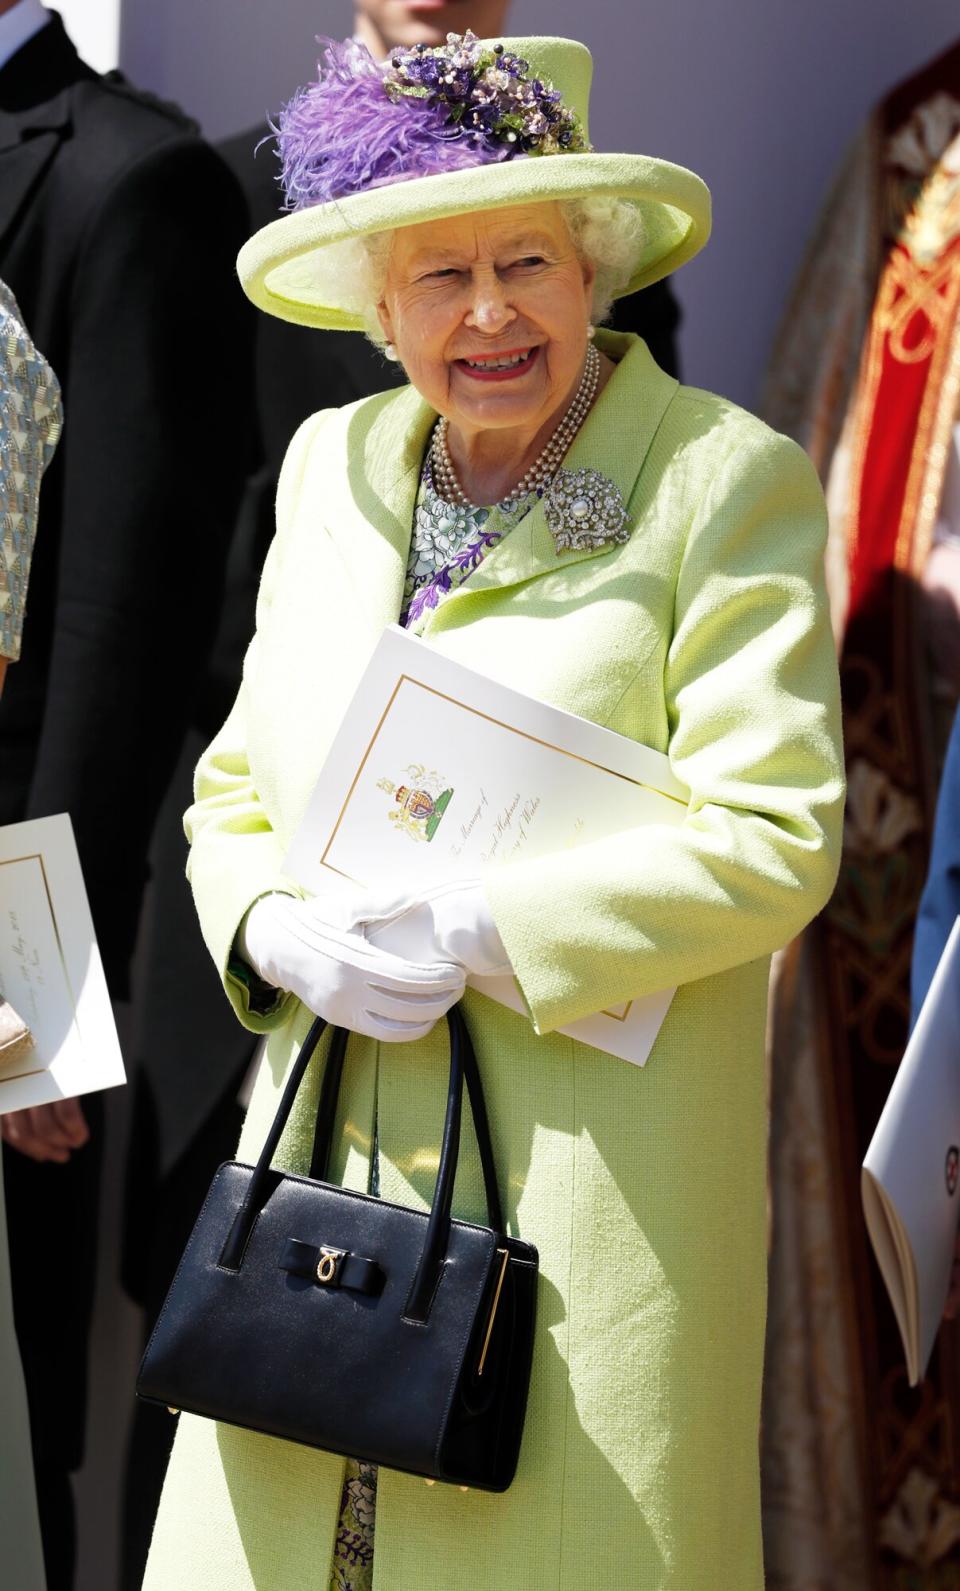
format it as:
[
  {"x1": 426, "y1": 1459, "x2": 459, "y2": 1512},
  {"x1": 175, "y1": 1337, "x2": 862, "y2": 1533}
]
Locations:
[
  {"x1": 28, "y1": 72, "x2": 249, "y2": 264},
  {"x1": 59, "y1": 69, "x2": 211, "y2": 196},
  {"x1": 1, "y1": 20, "x2": 222, "y2": 219}
]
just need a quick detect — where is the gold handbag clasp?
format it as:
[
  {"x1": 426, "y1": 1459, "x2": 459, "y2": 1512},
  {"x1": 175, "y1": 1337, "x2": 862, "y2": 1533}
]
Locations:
[{"x1": 316, "y1": 1249, "x2": 339, "y2": 1285}]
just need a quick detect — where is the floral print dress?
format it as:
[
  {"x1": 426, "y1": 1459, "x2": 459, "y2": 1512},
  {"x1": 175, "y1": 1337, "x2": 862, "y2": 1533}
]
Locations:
[
  {"x1": 0, "y1": 279, "x2": 61, "y2": 662},
  {"x1": 401, "y1": 452, "x2": 536, "y2": 630},
  {"x1": 327, "y1": 448, "x2": 534, "y2": 1591}
]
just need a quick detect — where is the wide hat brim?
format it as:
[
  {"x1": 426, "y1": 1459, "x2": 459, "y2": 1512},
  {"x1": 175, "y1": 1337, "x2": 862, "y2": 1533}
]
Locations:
[{"x1": 237, "y1": 36, "x2": 711, "y2": 332}]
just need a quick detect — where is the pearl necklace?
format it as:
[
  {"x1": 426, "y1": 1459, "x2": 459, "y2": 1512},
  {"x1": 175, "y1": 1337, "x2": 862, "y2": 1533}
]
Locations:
[{"x1": 430, "y1": 343, "x2": 600, "y2": 511}]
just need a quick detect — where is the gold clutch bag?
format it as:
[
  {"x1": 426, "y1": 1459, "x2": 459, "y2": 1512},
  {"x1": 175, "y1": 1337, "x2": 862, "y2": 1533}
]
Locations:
[{"x1": 0, "y1": 996, "x2": 34, "y2": 1076}]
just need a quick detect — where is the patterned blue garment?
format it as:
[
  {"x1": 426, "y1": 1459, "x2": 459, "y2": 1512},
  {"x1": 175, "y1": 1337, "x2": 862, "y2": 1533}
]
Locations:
[{"x1": 0, "y1": 280, "x2": 61, "y2": 662}]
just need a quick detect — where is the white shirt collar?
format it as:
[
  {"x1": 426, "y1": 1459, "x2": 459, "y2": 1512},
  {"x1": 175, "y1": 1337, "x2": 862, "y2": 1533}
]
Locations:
[{"x1": 0, "y1": 0, "x2": 52, "y2": 74}]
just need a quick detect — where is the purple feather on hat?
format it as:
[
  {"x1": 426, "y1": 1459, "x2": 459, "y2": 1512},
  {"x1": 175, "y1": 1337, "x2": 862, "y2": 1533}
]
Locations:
[{"x1": 273, "y1": 38, "x2": 512, "y2": 211}]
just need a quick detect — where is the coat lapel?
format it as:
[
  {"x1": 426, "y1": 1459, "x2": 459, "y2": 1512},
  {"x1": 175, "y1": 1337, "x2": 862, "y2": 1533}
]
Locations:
[
  {"x1": 324, "y1": 383, "x2": 435, "y2": 634},
  {"x1": 0, "y1": 18, "x2": 78, "y2": 251},
  {"x1": 0, "y1": 126, "x2": 63, "y2": 249},
  {"x1": 420, "y1": 333, "x2": 678, "y2": 634}
]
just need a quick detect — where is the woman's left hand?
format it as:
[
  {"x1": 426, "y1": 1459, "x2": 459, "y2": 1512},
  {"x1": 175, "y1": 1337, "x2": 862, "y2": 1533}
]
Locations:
[{"x1": 355, "y1": 879, "x2": 511, "y2": 978}]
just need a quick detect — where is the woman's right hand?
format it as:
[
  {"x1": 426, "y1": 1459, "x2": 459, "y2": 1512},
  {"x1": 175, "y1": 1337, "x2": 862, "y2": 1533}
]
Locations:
[{"x1": 238, "y1": 893, "x2": 466, "y2": 1042}]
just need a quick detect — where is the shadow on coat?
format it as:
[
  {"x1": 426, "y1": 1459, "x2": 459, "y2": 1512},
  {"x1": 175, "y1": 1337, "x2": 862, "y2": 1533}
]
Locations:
[{"x1": 215, "y1": 1269, "x2": 664, "y2": 1589}]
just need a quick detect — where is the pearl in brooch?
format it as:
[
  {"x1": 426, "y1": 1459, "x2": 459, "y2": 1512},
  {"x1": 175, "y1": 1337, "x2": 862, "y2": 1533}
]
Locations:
[{"x1": 545, "y1": 467, "x2": 629, "y2": 553}]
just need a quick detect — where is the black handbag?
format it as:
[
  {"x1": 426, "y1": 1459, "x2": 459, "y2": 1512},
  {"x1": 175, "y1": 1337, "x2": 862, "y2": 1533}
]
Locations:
[{"x1": 137, "y1": 1003, "x2": 538, "y2": 1491}]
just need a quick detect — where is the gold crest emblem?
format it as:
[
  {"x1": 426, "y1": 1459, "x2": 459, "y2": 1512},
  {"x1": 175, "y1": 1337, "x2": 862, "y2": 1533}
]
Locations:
[{"x1": 376, "y1": 763, "x2": 454, "y2": 843}]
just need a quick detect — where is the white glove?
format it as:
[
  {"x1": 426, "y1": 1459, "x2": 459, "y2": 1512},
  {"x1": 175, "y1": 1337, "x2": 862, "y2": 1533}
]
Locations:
[
  {"x1": 238, "y1": 892, "x2": 466, "y2": 1042},
  {"x1": 353, "y1": 879, "x2": 510, "y2": 978}
]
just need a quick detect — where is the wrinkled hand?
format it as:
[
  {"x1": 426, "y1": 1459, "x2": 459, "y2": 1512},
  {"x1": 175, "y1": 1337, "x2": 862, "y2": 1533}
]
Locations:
[
  {"x1": 1, "y1": 1098, "x2": 90, "y2": 1164},
  {"x1": 351, "y1": 879, "x2": 510, "y2": 978},
  {"x1": 923, "y1": 541, "x2": 960, "y2": 691},
  {"x1": 239, "y1": 892, "x2": 466, "y2": 1042}
]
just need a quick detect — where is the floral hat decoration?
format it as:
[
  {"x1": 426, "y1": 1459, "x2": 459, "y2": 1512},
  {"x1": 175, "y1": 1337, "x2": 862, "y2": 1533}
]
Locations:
[{"x1": 237, "y1": 33, "x2": 711, "y2": 332}]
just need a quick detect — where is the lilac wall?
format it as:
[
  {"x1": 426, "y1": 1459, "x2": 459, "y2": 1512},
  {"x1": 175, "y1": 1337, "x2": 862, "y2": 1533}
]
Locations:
[{"x1": 119, "y1": 0, "x2": 960, "y2": 407}]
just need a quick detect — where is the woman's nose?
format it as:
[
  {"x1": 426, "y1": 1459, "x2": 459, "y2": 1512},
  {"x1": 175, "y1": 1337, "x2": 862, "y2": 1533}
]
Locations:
[{"x1": 465, "y1": 272, "x2": 516, "y2": 334}]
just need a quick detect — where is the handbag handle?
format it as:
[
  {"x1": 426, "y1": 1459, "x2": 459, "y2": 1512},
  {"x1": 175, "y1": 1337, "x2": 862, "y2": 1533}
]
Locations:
[
  {"x1": 308, "y1": 1006, "x2": 503, "y2": 1234},
  {"x1": 219, "y1": 1004, "x2": 504, "y2": 1324}
]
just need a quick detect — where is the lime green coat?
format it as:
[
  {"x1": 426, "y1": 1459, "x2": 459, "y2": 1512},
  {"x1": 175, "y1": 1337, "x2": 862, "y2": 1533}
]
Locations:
[{"x1": 144, "y1": 333, "x2": 844, "y2": 1591}]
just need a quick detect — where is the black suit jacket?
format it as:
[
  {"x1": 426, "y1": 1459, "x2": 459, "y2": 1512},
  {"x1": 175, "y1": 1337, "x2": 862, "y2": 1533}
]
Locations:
[
  {"x1": 0, "y1": 17, "x2": 254, "y2": 997},
  {"x1": 0, "y1": 18, "x2": 253, "y2": 1485}
]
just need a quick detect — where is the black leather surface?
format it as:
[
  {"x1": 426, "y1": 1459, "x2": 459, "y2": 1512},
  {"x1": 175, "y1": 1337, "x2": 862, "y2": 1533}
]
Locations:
[
  {"x1": 137, "y1": 1006, "x2": 538, "y2": 1490},
  {"x1": 139, "y1": 1161, "x2": 508, "y2": 1475}
]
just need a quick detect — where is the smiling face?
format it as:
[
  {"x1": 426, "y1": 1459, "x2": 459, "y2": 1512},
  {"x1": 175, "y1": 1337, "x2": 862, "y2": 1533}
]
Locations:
[{"x1": 377, "y1": 203, "x2": 595, "y2": 450}]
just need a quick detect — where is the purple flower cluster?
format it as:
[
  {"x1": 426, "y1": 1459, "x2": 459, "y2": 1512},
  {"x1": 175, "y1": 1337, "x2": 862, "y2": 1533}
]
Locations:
[
  {"x1": 273, "y1": 32, "x2": 590, "y2": 212},
  {"x1": 334, "y1": 1525, "x2": 373, "y2": 1568},
  {"x1": 403, "y1": 528, "x2": 503, "y2": 626},
  {"x1": 385, "y1": 31, "x2": 590, "y2": 159}
]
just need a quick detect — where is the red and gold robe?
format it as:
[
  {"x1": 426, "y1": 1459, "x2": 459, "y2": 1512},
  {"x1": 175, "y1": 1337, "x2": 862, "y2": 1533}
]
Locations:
[{"x1": 763, "y1": 37, "x2": 960, "y2": 1591}]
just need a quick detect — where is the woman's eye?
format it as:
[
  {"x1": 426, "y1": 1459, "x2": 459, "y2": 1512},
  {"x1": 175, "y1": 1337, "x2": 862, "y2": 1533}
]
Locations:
[
  {"x1": 423, "y1": 267, "x2": 461, "y2": 281},
  {"x1": 512, "y1": 256, "x2": 546, "y2": 269}
]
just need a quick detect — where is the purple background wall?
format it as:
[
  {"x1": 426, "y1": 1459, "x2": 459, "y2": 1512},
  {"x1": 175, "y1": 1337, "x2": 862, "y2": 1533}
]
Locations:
[{"x1": 119, "y1": 0, "x2": 960, "y2": 409}]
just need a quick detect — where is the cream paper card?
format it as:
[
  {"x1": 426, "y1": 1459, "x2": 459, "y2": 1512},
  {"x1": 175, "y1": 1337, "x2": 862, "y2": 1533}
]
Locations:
[
  {"x1": 285, "y1": 626, "x2": 689, "y2": 1066},
  {"x1": 862, "y1": 915, "x2": 960, "y2": 1384},
  {"x1": 0, "y1": 814, "x2": 125, "y2": 1113}
]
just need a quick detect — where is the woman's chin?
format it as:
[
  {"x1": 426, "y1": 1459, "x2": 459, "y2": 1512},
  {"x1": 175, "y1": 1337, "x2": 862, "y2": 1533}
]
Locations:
[{"x1": 445, "y1": 367, "x2": 548, "y2": 431}]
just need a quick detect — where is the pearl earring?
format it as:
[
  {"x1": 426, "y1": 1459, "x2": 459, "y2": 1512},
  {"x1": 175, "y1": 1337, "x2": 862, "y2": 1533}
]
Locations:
[
  {"x1": 383, "y1": 342, "x2": 400, "y2": 362},
  {"x1": 587, "y1": 324, "x2": 596, "y2": 341}
]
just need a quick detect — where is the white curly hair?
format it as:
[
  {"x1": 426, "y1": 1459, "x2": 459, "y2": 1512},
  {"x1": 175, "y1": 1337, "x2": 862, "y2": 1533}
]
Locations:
[{"x1": 309, "y1": 196, "x2": 646, "y2": 348}]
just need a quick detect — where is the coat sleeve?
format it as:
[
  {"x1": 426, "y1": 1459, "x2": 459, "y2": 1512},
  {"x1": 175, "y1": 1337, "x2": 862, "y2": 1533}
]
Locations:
[
  {"x1": 911, "y1": 704, "x2": 960, "y2": 1026},
  {"x1": 183, "y1": 412, "x2": 325, "y2": 1031},
  {"x1": 484, "y1": 427, "x2": 846, "y2": 1035}
]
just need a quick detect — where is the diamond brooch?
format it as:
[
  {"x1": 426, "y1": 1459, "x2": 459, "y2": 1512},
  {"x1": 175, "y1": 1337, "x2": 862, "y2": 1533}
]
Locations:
[{"x1": 544, "y1": 467, "x2": 630, "y2": 554}]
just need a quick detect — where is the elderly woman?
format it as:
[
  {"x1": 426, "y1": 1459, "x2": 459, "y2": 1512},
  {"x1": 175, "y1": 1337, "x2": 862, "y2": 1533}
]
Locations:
[{"x1": 144, "y1": 33, "x2": 844, "y2": 1591}]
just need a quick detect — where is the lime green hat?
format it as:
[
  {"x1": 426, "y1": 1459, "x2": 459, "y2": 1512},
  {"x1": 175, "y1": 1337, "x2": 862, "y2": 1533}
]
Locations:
[{"x1": 237, "y1": 33, "x2": 711, "y2": 332}]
